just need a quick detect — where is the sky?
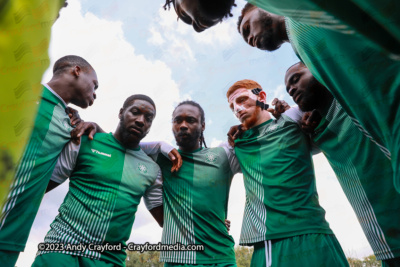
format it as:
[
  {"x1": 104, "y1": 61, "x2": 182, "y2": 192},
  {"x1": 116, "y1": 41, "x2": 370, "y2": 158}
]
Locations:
[{"x1": 17, "y1": 0, "x2": 373, "y2": 265}]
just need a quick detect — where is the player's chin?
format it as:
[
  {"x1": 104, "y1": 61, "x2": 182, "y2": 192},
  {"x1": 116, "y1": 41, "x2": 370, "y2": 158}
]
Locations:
[{"x1": 79, "y1": 102, "x2": 90, "y2": 109}]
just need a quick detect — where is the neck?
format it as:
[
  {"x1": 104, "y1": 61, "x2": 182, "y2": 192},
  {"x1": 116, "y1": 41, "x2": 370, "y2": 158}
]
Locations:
[
  {"x1": 113, "y1": 126, "x2": 140, "y2": 150},
  {"x1": 47, "y1": 76, "x2": 73, "y2": 105},
  {"x1": 179, "y1": 142, "x2": 201, "y2": 153},
  {"x1": 316, "y1": 92, "x2": 334, "y2": 116}
]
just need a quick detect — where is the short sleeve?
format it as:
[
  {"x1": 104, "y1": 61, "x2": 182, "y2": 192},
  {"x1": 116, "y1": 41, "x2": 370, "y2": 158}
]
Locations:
[
  {"x1": 143, "y1": 170, "x2": 163, "y2": 210},
  {"x1": 218, "y1": 142, "x2": 241, "y2": 175},
  {"x1": 284, "y1": 105, "x2": 304, "y2": 125},
  {"x1": 140, "y1": 141, "x2": 175, "y2": 161},
  {"x1": 51, "y1": 141, "x2": 80, "y2": 184}
]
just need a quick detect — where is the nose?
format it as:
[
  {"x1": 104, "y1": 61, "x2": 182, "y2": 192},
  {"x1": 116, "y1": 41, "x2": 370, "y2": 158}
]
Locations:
[
  {"x1": 179, "y1": 121, "x2": 188, "y2": 131},
  {"x1": 135, "y1": 115, "x2": 145, "y2": 127},
  {"x1": 247, "y1": 35, "x2": 254, "y2": 47},
  {"x1": 288, "y1": 86, "x2": 296, "y2": 97},
  {"x1": 233, "y1": 103, "x2": 244, "y2": 115}
]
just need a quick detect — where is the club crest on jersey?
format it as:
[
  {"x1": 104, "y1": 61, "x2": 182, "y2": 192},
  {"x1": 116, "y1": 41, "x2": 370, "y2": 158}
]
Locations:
[
  {"x1": 268, "y1": 124, "x2": 278, "y2": 131},
  {"x1": 137, "y1": 163, "x2": 148, "y2": 174},
  {"x1": 205, "y1": 152, "x2": 218, "y2": 164},
  {"x1": 63, "y1": 120, "x2": 70, "y2": 129}
]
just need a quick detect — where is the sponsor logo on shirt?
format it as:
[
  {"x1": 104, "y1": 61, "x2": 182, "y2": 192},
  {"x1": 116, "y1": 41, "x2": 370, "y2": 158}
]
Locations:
[
  {"x1": 137, "y1": 163, "x2": 148, "y2": 174},
  {"x1": 205, "y1": 152, "x2": 218, "y2": 164},
  {"x1": 91, "y1": 149, "x2": 112, "y2": 158}
]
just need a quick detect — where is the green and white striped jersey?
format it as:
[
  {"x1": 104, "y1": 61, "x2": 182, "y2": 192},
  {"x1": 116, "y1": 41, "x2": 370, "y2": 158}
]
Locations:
[
  {"x1": 313, "y1": 99, "x2": 400, "y2": 260},
  {"x1": 234, "y1": 109, "x2": 333, "y2": 245},
  {"x1": 284, "y1": 17, "x2": 400, "y2": 192},
  {"x1": 247, "y1": 0, "x2": 400, "y2": 193},
  {"x1": 0, "y1": 0, "x2": 66, "y2": 206},
  {"x1": 155, "y1": 144, "x2": 240, "y2": 264},
  {"x1": 38, "y1": 133, "x2": 162, "y2": 266},
  {"x1": 0, "y1": 84, "x2": 72, "y2": 252},
  {"x1": 247, "y1": 0, "x2": 400, "y2": 56}
]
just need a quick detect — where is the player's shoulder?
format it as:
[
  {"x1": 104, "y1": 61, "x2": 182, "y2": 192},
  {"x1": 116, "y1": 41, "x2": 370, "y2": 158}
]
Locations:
[
  {"x1": 282, "y1": 106, "x2": 303, "y2": 123},
  {"x1": 135, "y1": 150, "x2": 162, "y2": 177}
]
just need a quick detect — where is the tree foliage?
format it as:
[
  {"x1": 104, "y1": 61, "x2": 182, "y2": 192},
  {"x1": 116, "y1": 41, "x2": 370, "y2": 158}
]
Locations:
[{"x1": 125, "y1": 246, "x2": 381, "y2": 267}]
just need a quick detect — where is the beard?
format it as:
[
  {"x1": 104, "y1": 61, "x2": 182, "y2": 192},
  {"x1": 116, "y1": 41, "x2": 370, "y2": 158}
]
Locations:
[
  {"x1": 242, "y1": 106, "x2": 262, "y2": 129},
  {"x1": 258, "y1": 13, "x2": 280, "y2": 51},
  {"x1": 174, "y1": 128, "x2": 201, "y2": 150},
  {"x1": 298, "y1": 77, "x2": 325, "y2": 112},
  {"x1": 119, "y1": 116, "x2": 145, "y2": 143}
]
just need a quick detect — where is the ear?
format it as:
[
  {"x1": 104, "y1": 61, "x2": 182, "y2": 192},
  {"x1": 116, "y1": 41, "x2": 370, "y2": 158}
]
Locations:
[
  {"x1": 119, "y1": 108, "x2": 123, "y2": 119},
  {"x1": 73, "y1": 66, "x2": 81, "y2": 77},
  {"x1": 258, "y1": 91, "x2": 267, "y2": 103},
  {"x1": 201, "y1": 122, "x2": 205, "y2": 132}
]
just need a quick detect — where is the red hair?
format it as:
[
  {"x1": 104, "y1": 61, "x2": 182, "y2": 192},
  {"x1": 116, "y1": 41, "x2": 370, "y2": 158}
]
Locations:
[{"x1": 226, "y1": 79, "x2": 263, "y2": 99}]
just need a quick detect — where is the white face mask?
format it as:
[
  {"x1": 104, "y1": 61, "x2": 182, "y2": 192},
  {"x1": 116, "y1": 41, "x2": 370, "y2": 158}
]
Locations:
[{"x1": 228, "y1": 89, "x2": 258, "y2": 118}]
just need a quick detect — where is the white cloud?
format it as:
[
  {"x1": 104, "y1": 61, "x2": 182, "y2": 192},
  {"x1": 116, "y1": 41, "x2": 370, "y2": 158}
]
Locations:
[
  {"x1": 268, "y1": 84, "x2": 287, "y2": 103},
  {"x1": 210, "y1": 138, "x2": 223, "y2": 147},
  {"x1": 148, "y1": 26, "x2": 166, "y2": 46},
  {"x1": 191, "y1": 19, "x2": 238, "y2": 46}
]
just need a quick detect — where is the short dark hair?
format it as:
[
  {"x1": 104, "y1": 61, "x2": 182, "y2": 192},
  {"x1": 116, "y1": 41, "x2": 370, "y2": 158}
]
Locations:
[
  {"x1": 286, "y1": 61, "x2": 306, "y2": 73},
  {"x1": 164, "y1": 0, "x2": 236, "y2": 20},
  {"x1": 123, "y1": 94, "x2": 156, "y2": 110},
  {"x1": 53, "y1": 55, "x2": 93, "y2": 76},
  {"x1": 237, "y1": 3, "x2": 257, "y2": 32}
]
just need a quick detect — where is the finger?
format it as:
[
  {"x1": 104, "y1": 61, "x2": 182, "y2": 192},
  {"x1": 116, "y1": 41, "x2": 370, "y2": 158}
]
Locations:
[
  {"x1": 228, "y1": 138, "x2": 234, "y2": 147},
  {"x1": 178, "y1": 155, "x2": 183, "y2": 170},
  {"x1": 271, "y1": 98, "x2": 278, "y2": 106},
  {"x1": 71, "y1": 136, "x2": 81, "y2": 145},
  {"x1": 74, "y1": 127, "x2": 85, "y2": 138},
  {"x1": 89, "y1": 129, "x2": 96, "y2": 140},
  {"x1": 282, "y1": 100, "x2": 290, "y2": 110},
  {"x1": 302, "y1": 113, "x2": 310, "y2": 122},
  {"x1": 232, "y1": 130, "x2": 240, "y2": 141},
  {"x1": 275, "y1": 101, "x2": 283, "y2": 112},
  {"x1": 308, "y1": 110, "x2": 320, "y2": 122}
]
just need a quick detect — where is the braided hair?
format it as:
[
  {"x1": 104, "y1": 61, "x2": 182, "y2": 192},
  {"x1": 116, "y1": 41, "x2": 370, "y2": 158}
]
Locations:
[{"x1": 174, "y1": 100, "x2": 207, "y2": 148}]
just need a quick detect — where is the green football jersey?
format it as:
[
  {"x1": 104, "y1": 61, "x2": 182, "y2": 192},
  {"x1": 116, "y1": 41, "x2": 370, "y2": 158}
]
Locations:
[
  {"x1": 0, "y1": 85, "x2": 72, "y2": 252},
  {"x1": 285, "y1": 17, "x2": 400, "y2": 192},
  {"x1": 234, "y1": 112, "x2": 333, "y2": 245},
  {"x1": 37, "y1": 133, "x2": 162, "y2": 266},
  {"x1": 313, "y1": 99, "x2": 400, "y2": 260},
  {"x1": 156, "y1": 145, "x2": 240, "y2": 264},
  {"x1": 245, "y1": 0, "x2": 400, "y2": 192},
  {"x1": 247, "y1": 0, "x2": 400, "y2": 55}
]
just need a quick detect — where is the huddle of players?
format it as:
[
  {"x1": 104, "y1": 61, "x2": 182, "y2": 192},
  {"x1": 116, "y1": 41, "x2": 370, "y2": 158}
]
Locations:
[
  {"x1": 165, "y1": 1, "x2": 400, "y2": 266},
  {"x1": 1, "y1": 1, "x2": 400, "y2": 267}
]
